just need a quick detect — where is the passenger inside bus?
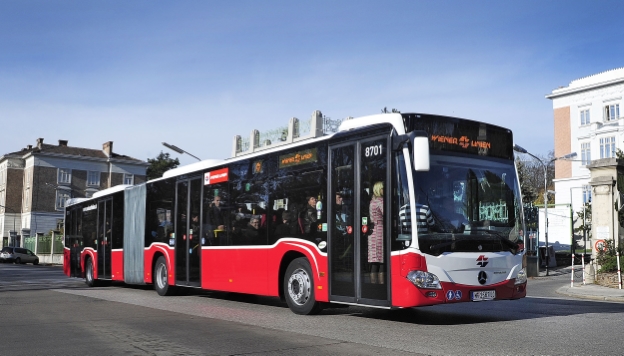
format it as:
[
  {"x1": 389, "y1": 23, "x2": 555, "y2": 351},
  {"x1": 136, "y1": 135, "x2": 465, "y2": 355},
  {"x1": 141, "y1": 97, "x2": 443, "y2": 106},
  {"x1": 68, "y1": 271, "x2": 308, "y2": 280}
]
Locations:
[
  {"x1": 274, "y1": 211, "x2": 297, "y2": 238},
  {"x1": 302, "y1": 196, "x2": 318, "y2": 234},
  {"x1": 205, "y1": 195, "x2": 227, "y2": 245},
  {"x1": 334, "y1": 192, "x2": 351, "y2": 234},
  {"x1": 190, "y1": 212, "x2": 201, "y2": 252},
  {"x1": 241, "y1": 216, "x2": 261, "y2": 244},
  {"x1": 335, "y1": 191, "x2": 353, "y2": 263},
  {"x1": 432, "y1": 198, "x2": 467, "y2": 233},
  {"x1": 368, "y1": 181, "x2": 385, "y2": 284},
  {"x1": 412, "y1": 193, "x2": 435, "y2": 234}
]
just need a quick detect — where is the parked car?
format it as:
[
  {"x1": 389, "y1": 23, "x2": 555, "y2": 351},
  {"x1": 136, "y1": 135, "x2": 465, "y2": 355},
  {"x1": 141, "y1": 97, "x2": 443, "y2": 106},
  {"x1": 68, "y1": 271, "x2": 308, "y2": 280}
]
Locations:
[{"x1": 0, "y1": 247, "x2": 39, "y2": 265}]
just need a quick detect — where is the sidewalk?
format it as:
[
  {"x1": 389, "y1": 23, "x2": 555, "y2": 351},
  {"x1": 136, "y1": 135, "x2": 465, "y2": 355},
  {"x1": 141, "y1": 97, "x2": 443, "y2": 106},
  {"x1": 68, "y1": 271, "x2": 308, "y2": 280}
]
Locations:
[{"x1": 540, "y1": 265, "x2": 624, "y2": 303}]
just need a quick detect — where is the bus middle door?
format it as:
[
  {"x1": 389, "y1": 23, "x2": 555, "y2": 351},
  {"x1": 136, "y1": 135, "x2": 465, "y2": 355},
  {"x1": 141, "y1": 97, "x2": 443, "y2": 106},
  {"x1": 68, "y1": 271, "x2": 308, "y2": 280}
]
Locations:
[
  {"x1": 97, "y1": 199, "x2": 112, "y2": 279},
  {"x1": 175, "y1": 177, "x2": 202, "y2": 287}
]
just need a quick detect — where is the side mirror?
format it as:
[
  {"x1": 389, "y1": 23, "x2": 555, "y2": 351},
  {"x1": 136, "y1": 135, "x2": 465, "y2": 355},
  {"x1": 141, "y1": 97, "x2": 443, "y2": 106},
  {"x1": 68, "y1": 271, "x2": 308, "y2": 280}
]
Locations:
[
  {"x1": 412, "y1": 131, "x2": 430, "y2": 171},
  {"x1": 393, "y1": 130, "x2": 430, "y2": 171}
]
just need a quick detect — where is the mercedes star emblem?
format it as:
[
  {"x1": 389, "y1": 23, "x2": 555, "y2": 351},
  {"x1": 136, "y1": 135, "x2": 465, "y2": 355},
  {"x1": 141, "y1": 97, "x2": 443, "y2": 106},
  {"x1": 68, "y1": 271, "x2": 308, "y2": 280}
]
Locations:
[{"x1": 478, "y1": 271, "x2": 487, "y2": 285}]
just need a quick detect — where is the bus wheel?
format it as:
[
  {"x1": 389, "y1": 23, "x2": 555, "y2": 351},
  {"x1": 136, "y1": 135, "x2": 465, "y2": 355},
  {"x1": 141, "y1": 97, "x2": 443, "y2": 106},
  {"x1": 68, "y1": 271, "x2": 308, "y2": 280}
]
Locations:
[
  {"x1": 284, "y1": 257, "x2": 322, "y2": 315},
  {"x1": 154, "y1": 256, "x2": 175, "y2": 296},
  {"x1": 85, "y1": 258, "x2": 98, "y2": 287}
]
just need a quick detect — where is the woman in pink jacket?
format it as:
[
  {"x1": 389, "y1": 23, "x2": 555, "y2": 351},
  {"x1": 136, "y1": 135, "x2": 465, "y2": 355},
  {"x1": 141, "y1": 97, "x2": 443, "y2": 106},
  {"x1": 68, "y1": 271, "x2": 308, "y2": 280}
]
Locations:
[{"x1": 368, "y1": 181, "x2": 384, "y2": 284}]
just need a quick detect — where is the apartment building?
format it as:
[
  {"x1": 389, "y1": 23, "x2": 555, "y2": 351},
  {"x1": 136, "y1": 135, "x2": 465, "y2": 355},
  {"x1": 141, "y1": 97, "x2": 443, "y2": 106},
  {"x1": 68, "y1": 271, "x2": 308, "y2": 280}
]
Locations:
[
  {"x1": 546, "y1": 67, "x2": 624, "y2": 213},
  {"x1": 0, "y1": 139, "x2": 148, "y2": 247}
]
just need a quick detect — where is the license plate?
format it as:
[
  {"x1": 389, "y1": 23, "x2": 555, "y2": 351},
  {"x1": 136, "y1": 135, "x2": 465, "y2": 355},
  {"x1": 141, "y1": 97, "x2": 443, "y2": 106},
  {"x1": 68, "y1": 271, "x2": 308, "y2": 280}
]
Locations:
[{"x1": 471, "y1": 290, "x2": 495, "y2": 301}]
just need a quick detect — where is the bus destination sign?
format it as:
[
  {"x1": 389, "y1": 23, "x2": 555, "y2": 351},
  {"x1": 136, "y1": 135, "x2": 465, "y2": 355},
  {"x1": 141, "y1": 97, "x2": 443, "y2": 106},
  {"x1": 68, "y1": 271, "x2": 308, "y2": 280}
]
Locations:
[
  {"x1": 279, "y1": 148, "x2": 318, "y2": 169},
  {"x1": 430, "y1": 134, "x2": 492, "y2": 150},
  {"x1": 403, "y1": 113, "x2": 514, "y2": 160}
]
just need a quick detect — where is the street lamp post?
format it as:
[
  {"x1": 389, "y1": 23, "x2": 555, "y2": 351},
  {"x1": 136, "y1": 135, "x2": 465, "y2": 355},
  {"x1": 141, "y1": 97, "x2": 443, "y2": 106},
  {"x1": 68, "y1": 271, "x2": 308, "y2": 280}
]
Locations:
[
  {"x1": 0, "y1": 204, "x2": 17, "y2": 246},
  {"x1": 569, "y1": 186, "x2": 584, "y2": 256},
  {"x1": 514, "y1": 144, "x2": 577, "y2": 276},
  {"x1": 162, "y1": 142, "x2": 201, "y2": 162}
]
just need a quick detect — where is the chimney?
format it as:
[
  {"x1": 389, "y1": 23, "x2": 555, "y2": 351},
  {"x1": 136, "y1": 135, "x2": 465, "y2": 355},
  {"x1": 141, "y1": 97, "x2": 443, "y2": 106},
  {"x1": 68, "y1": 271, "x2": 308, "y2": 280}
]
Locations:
[
  {"x1": 36, "y1": 138, "x2": 44, "y2": 149},
  {"x1": 103, "y1": 141, "x2": 113, "y2": 157},
  {"x1": 27, "y1": 145, "x2": 32, "y2": 150},
  {"x1": 58, "y1": 140, "x2": 68, "y2": 147}
]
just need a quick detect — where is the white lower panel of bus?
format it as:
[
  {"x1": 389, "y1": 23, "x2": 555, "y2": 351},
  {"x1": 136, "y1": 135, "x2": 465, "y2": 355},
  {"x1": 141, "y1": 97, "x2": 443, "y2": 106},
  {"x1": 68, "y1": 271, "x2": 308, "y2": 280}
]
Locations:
[{"x1": 425, "y1": 252, "x2": 522, "y2": 286}]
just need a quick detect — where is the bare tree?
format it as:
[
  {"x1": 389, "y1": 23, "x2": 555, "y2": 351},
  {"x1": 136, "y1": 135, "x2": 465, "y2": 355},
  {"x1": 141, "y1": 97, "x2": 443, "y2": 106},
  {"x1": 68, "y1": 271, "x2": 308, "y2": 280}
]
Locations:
[{"x1": 515, "y1": 150, "x2": 555, "y2": 205}]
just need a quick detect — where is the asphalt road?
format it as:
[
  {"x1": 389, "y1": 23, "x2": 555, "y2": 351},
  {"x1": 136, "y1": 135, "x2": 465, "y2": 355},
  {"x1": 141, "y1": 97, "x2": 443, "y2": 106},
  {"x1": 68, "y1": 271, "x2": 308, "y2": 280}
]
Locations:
[{"x1": 1, "y1": 263, "x2": 622, "y2": 355}]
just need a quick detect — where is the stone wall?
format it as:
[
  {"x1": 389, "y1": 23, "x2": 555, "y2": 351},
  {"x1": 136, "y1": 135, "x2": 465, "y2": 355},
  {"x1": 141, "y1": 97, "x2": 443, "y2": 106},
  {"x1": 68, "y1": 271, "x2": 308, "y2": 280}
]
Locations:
[{"x1": 595, "y1": 272, "x2": 622, "y2": 288}]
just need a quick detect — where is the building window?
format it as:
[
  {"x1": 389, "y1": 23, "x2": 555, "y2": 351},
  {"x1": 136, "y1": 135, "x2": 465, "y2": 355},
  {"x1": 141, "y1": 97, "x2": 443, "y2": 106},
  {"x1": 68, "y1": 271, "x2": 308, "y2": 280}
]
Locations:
[
  {"x1": 581, "y1": 142, "x2": 591, "y2": 165},
  {"x1": 124, "y1": 174, "x2": 134, "y2": 185},
  {"x1": 87, "y1": 171, "x2": 100, "y2": 186},
  {"x1": 23, "y1": 189, "x2": 29, "y2": 210},
  {"x1": 56, "y1": 190, "x2": 71, "y2": 210},
  {"x1": 604, "y1": 103, "x2": 620, "y2": 122},
  {"x1": 25, "y1": 169, "x2": 32, "y2": 187},
  {"x1": 580, "y1": 109, "x2": 590, "y2": 125},
  {"x1": 582, "y1": 185, "x2": 592, "y2": 203},
  {"x1": 600, "y1": 137, "x2": 616, "y2": 158},
  {"x1": 58, "y1": 168, "x2": 71, "y2": 184}
]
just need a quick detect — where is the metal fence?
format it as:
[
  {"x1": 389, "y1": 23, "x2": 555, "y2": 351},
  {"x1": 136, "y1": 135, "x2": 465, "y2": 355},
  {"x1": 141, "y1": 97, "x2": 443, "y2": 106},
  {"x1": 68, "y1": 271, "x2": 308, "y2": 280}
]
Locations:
[{"x1": 23, "y1": 234, "x2": 64, "y2": 254}]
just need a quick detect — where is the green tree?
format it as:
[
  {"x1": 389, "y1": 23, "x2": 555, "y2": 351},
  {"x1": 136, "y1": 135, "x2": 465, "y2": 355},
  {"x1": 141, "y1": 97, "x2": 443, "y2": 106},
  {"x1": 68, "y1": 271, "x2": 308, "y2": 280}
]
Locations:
[
  {"x1": 573, "y1": 202, "x2": 592, "y2": 251},
  {"x1": 147, "y1": 151, "x2": 180, "y2": 180},
  {"x1": 596, "y1": 239, "x2": 623, "y2": 273}
]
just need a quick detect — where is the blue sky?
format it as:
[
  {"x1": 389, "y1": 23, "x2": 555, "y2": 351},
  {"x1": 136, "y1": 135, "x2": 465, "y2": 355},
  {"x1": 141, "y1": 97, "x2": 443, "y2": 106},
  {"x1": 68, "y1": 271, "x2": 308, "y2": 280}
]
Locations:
[{"x1": 1, "y1": 1, "x2": 624, "y2": 166}]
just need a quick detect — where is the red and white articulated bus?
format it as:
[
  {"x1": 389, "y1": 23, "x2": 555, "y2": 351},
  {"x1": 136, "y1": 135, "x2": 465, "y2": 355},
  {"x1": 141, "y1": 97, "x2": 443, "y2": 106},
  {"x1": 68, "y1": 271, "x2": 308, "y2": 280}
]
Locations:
[{"x1": 63, "y1": 111, "x2": 527, "y2": 314}]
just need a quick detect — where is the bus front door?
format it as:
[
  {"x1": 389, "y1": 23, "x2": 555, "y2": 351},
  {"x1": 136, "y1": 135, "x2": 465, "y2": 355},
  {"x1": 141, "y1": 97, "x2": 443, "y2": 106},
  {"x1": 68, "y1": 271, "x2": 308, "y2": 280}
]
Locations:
[
  {"x1": 175, "y1": 178, "x2": 202, "y2": 287},
  {"x1": 329, "y1": 135, "x2": 390, "y2": 307}
]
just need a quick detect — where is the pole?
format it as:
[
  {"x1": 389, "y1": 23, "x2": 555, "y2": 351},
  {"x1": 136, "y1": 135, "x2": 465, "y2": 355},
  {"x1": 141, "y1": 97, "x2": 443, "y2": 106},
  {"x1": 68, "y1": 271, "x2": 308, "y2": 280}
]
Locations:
[
  {"x1": 617, "y1": 251, "x2": 622, "y2": 289},
  {"x1": 570, "y1": 253, "x2": 575, "y2": 287},
  {"x1": 582, "y1": 204, "x2": 586, "y2": 285},
  {"x1": 544, "y1": 164, "x2": 550, "y2": 276},
  {"x1": 570, "y1": 189, "x2": 575, "y2": 256},
  {"x1": 582, "y1": 252, "x2": 586, "y2": 285}
]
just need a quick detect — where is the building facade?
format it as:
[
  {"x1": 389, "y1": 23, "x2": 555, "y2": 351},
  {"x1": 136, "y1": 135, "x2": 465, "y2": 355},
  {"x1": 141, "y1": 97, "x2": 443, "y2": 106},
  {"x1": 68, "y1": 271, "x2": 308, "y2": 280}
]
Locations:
[
  {"x1": 547, "y1": 67, "x2": 624, "y2": 215},
  {"x1": 0, "y1": 139, "x2": 148, "y2": 248}
]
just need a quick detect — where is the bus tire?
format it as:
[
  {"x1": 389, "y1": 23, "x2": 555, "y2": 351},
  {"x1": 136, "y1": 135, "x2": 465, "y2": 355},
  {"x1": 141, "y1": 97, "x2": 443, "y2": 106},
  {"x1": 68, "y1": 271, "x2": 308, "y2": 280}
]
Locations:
[
  {"x1": 154, "y1": 256, "x2": 175, "y2": 296},
  {"x1": 284, "y1": 257, "x2": 322, "y2": 315},
  {"x1": 85, "y1": 258, "x2": 98, "y2": 287}
]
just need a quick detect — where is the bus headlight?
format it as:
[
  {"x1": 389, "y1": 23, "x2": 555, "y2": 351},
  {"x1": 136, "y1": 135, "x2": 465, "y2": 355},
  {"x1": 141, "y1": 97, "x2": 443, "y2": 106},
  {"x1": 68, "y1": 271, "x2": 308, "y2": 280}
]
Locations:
[
  {"x1": 406, "y1": 270, "x2": 442, "y2": 289},
  {"x1": 515, "y1": 268, "x2": 527, "y2": 285}
]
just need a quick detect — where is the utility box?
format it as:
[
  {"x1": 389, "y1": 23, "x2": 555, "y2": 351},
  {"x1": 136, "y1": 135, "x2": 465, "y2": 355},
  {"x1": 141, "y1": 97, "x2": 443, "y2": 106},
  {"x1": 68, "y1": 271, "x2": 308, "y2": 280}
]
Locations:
[{"x1": 526, "y1": 256, "x2": 538, "y2": 277}]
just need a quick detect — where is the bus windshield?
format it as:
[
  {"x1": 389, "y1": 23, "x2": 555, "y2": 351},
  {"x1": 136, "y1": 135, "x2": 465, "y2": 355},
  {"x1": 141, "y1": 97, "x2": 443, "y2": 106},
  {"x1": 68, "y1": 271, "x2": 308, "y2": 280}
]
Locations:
[{"x1": 413, "y1": 154, "x2": 524, "y2": 256}]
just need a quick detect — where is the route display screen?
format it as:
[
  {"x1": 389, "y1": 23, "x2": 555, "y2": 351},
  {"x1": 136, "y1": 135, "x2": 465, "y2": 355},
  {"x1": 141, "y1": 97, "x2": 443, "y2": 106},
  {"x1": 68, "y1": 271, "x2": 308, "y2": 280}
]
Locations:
[{"x1": 402, "y1": 113, "x2": 514, "y2": 160}]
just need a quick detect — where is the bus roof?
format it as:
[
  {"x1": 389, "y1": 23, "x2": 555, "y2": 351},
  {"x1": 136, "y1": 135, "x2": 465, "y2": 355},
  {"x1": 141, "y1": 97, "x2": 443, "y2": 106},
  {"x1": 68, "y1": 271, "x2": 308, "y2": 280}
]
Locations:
[{"x1": 162, "y1": 159, "x2": 224, "y2": 178}]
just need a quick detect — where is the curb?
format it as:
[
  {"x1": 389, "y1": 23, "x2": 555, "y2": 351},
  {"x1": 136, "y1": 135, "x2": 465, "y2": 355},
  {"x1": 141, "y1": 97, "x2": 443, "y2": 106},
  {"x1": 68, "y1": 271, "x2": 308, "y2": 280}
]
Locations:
[{"x1": 556, "y1": 287, "x2": 624, "y2": 303}]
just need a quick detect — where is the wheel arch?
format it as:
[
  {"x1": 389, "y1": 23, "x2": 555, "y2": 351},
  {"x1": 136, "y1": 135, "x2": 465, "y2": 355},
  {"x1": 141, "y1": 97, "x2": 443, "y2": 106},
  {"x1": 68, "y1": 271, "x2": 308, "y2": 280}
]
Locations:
[
  {"x1": 82, "y1": 249, "x2": 97, "y2": 279},
  {"x1": 150, "y1": 251, "x2": 167, "y2": 284},
  {"x1": 278, "y1": 250, "x2": 307, "y2": 300}
]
